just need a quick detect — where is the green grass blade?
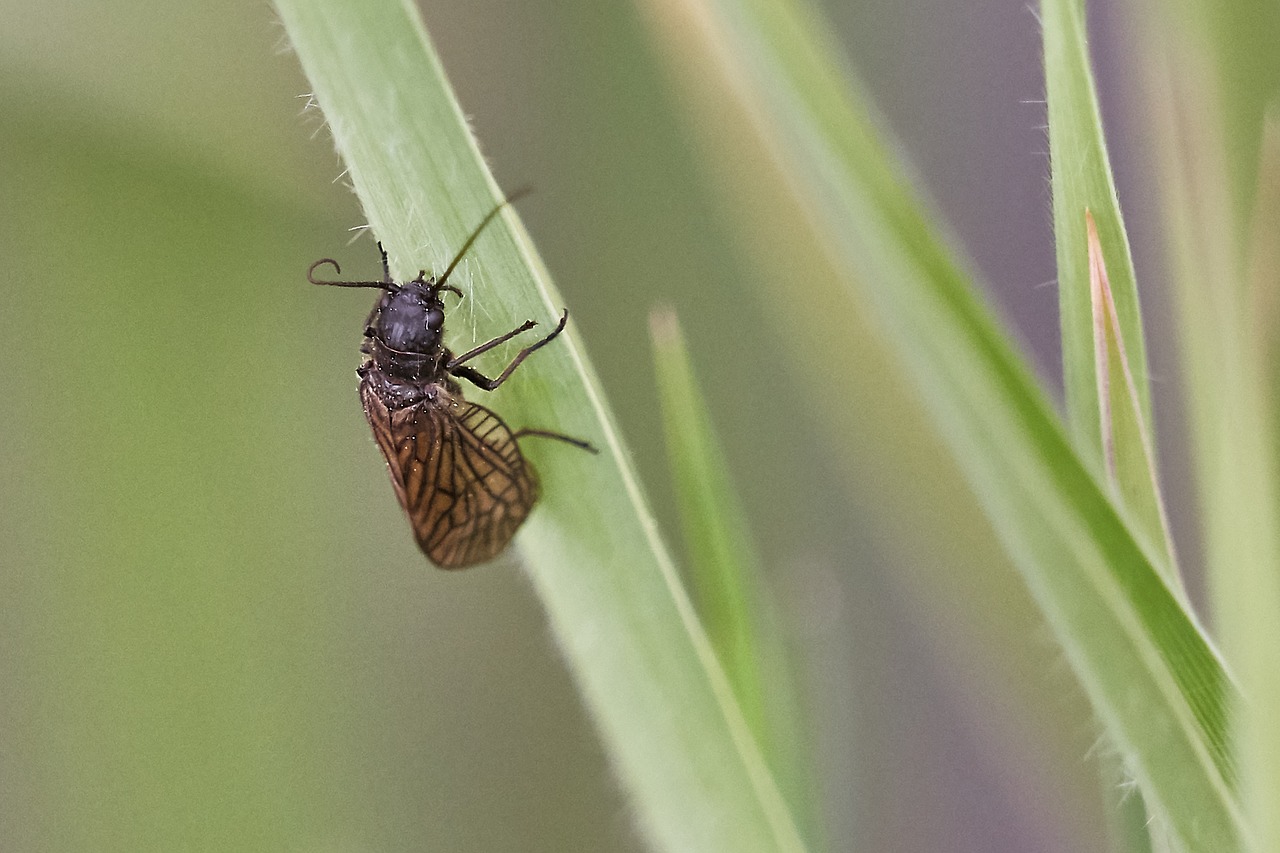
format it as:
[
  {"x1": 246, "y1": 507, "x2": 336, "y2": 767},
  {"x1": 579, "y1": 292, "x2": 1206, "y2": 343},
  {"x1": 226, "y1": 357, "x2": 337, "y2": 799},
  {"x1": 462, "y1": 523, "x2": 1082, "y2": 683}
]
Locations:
[
  {"x1": 1238, "y1": 114, "x2": 1280, "y2": 853},
  {"x1": 1043, "y1": 0, "x2": 1153, "y2": 453},
  {"x1": 649, "y1": 307, "x2": 818, "y2": 845},
  {"x1": 635, "y1": 0, "x2": 1245, "y2": 847},
  {"x1": 1044, "y1": 0, "x2": 1179, "y2": 583},
  {"x1": 274, "y1": 2, "x2": 807, "y2": 851},
  {"x1": 1249, "y1": 115, "x2": 1280, "y2": 404},
  {"x1": 648, "y1": 307, "x2": 770, "y2": 750},
  {"x1": 1152, "y1": 0, "x2": 1280, "y2": 226}
]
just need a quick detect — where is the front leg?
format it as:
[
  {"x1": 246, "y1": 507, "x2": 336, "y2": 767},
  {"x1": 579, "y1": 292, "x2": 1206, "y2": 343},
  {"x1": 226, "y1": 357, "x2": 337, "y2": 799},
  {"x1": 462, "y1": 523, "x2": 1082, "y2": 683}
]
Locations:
[
  {"x1": 446, "y1": 319, "x2": 537, "y2": 369},
  {"x1": 449, "y1": 310, "x2": 570, "y2": 391}
]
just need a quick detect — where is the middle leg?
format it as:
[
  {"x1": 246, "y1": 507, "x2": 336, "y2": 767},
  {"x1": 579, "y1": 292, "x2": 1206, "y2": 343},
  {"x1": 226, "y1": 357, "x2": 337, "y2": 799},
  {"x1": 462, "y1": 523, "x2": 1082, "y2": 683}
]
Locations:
[{"x1": 449, "y1": 310, "x2": 569, "y2": 391}]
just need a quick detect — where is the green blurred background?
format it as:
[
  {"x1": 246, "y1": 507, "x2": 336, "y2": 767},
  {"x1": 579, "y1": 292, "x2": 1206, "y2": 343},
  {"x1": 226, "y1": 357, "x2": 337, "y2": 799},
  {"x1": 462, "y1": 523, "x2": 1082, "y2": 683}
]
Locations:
[{"x1": 0, "y1": 0, "x2": 1157, "y2": 850}]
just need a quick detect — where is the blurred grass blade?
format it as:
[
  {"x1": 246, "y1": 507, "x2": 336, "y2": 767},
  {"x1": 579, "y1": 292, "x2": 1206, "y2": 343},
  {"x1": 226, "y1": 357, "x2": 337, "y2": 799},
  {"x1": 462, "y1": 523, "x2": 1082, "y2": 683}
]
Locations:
[
  {"x1": 1240, "y1": 111, "x2": 1280, "y2": 853},
  {"x1": 1247, "y1": 114, "x2": 1280, "y2": 395},
  {"x1": 649, "y1": 307, "x2": 817, "y2": 844},
  {"x1": 1142, "y1": 21, "x2": 1280, "y2": 851},
  {"x1": 1149, "y1": 0, "x2": 1280, "y2": 224},
  {"x1": 1043, "y1": 0, "x2": 1153, "y2": 459},
  {"x1": 635, "y1": 0, "x2": 1245, "y2": 847},
  {"x1": 1249, "y1": 112, "x2": 1280, "y2": 850},
  {"x1": 1086, "y1": 211, "x2": 1179, "y2": 581},
  {"x1": 274, "y1": 1, "x2": 807, "y2": 851},
  {"x1": 647, "y1": 306, "x2": 767, "y2": 748}
]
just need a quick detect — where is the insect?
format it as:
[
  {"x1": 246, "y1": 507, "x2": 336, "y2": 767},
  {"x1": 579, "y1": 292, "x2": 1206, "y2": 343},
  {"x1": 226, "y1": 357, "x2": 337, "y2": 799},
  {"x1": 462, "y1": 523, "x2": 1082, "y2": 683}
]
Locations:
[{"x1": 308, "y1": 195, "x2": 596, "y2": 568}]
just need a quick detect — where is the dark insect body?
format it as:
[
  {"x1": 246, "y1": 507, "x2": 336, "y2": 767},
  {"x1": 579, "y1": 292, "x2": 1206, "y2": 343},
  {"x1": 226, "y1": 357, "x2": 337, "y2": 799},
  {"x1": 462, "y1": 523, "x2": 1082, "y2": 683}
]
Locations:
[{"x1": 309, "y1": 196, "x2": 595, "y2": 569}]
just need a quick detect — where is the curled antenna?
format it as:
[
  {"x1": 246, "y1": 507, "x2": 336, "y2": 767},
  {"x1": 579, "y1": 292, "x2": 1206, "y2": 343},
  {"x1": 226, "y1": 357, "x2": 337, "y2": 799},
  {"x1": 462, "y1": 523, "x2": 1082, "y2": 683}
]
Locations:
[{"x1": 307, "y1": 259, "x2": 399, "y2": 292}]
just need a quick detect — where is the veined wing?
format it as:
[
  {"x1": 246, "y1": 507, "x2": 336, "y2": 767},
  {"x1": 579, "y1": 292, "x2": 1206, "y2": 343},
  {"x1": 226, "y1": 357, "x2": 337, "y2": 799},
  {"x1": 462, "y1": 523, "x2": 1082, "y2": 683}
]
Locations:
[{"x1": 361, "y1": 379, "x2": 539, "y2": 568}]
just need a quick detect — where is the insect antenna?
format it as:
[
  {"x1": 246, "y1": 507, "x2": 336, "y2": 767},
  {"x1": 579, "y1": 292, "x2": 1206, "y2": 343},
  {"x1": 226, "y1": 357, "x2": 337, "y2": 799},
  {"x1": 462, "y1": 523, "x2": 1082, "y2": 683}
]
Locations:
[
  {"x1": 308, "y1": 259, "x2": 399, "y2": 292},
  {"x1": 436, "y1": 186, "x2": 533, "y2": 289}
]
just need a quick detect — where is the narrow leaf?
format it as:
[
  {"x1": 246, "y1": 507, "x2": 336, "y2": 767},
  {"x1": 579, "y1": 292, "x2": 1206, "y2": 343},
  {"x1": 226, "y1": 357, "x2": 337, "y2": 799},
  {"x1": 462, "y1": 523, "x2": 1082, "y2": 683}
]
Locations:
[
  {"x1": 274, "y1": 2, "x2": 807, "y2": 851},
  {"x1": 650, "y1": 306, "x2": 818, "y2": 845},
  {"x1": 1044, "y1": 0, "x2": 1154, "y2": 453},
  {"x1": 649, "y1": 307, "x2": 770, "y2": 745}
]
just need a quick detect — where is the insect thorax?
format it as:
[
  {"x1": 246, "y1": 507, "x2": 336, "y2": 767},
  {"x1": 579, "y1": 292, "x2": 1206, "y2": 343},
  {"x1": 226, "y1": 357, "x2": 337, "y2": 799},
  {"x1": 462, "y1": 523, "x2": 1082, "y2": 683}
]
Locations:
[
  {"x1": 359, "y1": 362, "x2": 459, "y2": 412},
  {"x1": 362, "y1": 339, "x2": 448, "y2": 384}
]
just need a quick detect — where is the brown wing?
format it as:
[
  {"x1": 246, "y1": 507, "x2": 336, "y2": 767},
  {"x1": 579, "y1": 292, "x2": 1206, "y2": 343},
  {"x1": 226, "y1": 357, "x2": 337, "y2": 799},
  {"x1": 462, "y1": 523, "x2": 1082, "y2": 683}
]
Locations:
[{"x1": 361, "y1": 379, "x2": 539, "y2": 569}]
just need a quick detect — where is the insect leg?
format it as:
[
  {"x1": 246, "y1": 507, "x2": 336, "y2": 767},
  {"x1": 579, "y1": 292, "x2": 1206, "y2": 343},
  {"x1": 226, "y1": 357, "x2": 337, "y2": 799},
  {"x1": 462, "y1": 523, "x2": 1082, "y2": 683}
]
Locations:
[
  {"x1": 377, "y1": 242, "x2": 392, "y2": 283},
  {"x1": 362, "y1": 302, "x2": 381, "y2": 338},
  {"x1": 445, "y1": 319, "x2": 537, "y2": 369},
  {"x1": 512, "y1": 428, "x2": 598, "y2": 454},
  {"x1": 448, "y1": 310, "x2": 570, "y2": 391}
]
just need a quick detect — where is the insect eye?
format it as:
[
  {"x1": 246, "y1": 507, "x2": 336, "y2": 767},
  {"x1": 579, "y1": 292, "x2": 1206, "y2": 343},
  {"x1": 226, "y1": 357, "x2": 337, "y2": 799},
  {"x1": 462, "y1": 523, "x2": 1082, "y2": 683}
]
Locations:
[{"x1": 426, "y1": 307, "x2": 444, "y2": 330}]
